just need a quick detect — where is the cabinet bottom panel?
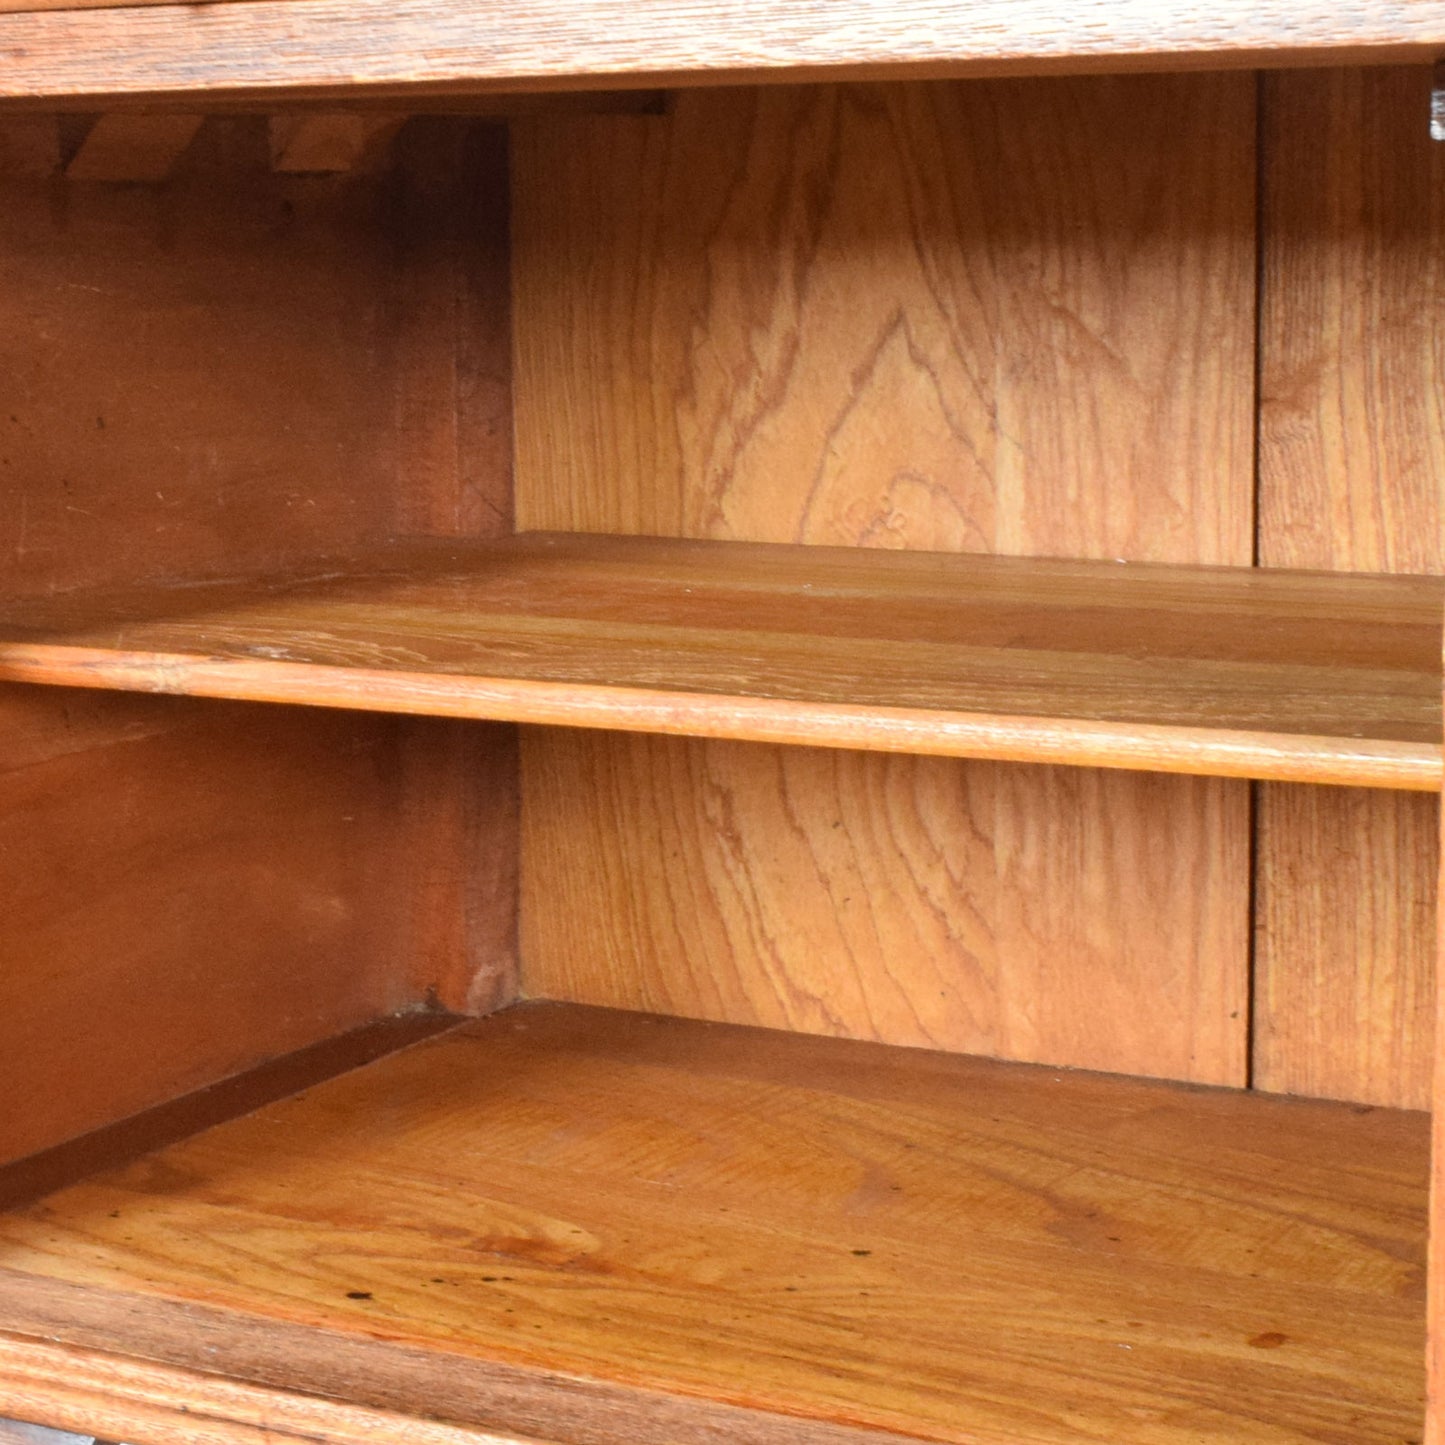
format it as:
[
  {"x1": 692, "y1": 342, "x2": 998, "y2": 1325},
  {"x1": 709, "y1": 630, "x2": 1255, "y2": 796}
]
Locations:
[{"x1": 0, "y1": 1001, "x2": 1427, "y2": 1445}]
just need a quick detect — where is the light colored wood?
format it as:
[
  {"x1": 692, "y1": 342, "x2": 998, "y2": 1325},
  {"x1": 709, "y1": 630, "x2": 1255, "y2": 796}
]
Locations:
[
  {"x1": 0, "y1": 1342, "x2": 542, "y2": 1445},
  {"x1": 65, "y1": 113, "x2": 203, "y2": 182},
  {"x1": 1255, "y1": 785, "x2": 1439, "y2": 1108},
  {"x1": 513, "y1": 81, "x2": 1254, "y2": 559},
  {"x1": 1255, "y1": 66, "x2": 1445, "y2": 1108},
  {"x1": 0, "y1": 1273, "x2": 890, "y2": 1445},
  {"x1": 523, "y1": 735, "x2": 1249, "y2": 1081},
  {"x1": 0, "y1": 0, "x2": 1442, "y2": 106},
  {"x1": 0, "y1": 1002, "x2": 1428, "y2": 1445},
  {"x1": 514, "y1": 75, "x2": 1252, "y2": 1083},
  {"x1": 0, "y1": 534, "x2": 1435, "y2": 788},
  {"x1": 267, "y1": 113, "x2": 401, "y2": 173}
]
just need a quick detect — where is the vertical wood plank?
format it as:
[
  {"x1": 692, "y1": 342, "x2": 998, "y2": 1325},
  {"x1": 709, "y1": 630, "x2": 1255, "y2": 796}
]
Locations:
[
  {"x1": 515, "y1": 77, "x2": 1257, "y2": 1083},
  {"x1": 1255, "y1": 67, "x2": 1443, "y2": 1108}
]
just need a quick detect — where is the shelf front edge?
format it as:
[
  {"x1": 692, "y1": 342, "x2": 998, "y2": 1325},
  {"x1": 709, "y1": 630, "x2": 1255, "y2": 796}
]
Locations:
[
  {"x1": 0, "y1": 0, "x2": 1444, "y2": 106},
  {"x1": 0, "y1": 1332, "x2": 545, "y2": 1445},
  {"x1": 0, "y1": 645, "x2": 1436, "y2": 791}
]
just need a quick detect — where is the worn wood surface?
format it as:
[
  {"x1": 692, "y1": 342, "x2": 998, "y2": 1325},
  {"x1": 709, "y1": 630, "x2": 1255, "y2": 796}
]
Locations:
[
  {"x1": 0, "y1": 1002, "x2": 1428, "y2": 1445},
  {"x1": 0, "y1": 1339, "x2": 545, "y2": 1445},
  {"x1": 1255, "y1": 66, "x2": 1445, "y2": 1108},
  {"x1": 516, "y1": 76, "x2": 1252, "y2": 1083},
  {"x1": 0, "y1": 689, "x2": 448, "y2": 1166},
  {"x1": 0, "y1": 533, "x2": 1435, "y2": 787},
  {"x1": 0, "y1": 118, "x2": 519, "y2": 1156},
  {"x1": 0, "y1": 1277, "x2": 899, "y2": 1445},
  {"x1": 0, "y1": 1, "x2": 1442, "y2": 107}
]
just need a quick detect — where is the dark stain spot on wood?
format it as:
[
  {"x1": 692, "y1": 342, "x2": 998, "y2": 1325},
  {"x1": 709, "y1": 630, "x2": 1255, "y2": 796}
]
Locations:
[
  {"x1": 851, "y1": 1248, "x2": 871, "y2": 1256},
  {"x1": 1248, "y1": 1331, "x2": 1288, "y2": 1349},
  {"x1": 346, "y1": 1290, "x2": 373, "y2": 1300}
]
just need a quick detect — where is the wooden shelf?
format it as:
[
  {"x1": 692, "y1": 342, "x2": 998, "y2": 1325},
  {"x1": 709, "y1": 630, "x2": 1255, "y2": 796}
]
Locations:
[
  {"x1": 0, "y1": 533, "x2": 1438, "y2": 788},
  {"x1": 0, "y1": 0, "x2": 1442, "y2": 108},
  {"x1": 0, "y1": 1002, "x2": 1427, "y2": 1445}
]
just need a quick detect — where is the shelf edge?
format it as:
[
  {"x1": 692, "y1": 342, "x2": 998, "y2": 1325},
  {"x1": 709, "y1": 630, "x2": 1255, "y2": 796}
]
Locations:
[
  {"x1": 0, "y1": 645, "x2": 1437, "y2": 790},
  {"x1": 0, "y1": 1336, "x2": 547, "y2": 1445}
]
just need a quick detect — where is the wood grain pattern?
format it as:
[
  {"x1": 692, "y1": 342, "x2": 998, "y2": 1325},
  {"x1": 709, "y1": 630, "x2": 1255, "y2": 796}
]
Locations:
[
  {"x1": 0, "y1": 534, "x2": 1434, "y2": 787},
  {"x1": 1255, "y1": 66, "x2": 1445, "y2": 1108},
  {"x1": 523, "y1": 736, "x2": 1250, "y2": 1082},
  {"x1": 0, "y1": 1340, "x2": 544, "y2": 1445},
  {"x1": 513, "y1": 81, "x2": 1254, "y2": 559},
  {"x1": 513, "y1": 77, "x2": 1258, "y2": 1081},
  {"x1": 0, "y1": 0, "x2": 1442, "y2": 106},
  {"x1": 0, "y1": 1002, "x2": 1429, "y2": 1445},
  {"x1": 0, "y1": 1273, "x2": 900, "y2": 1445}
]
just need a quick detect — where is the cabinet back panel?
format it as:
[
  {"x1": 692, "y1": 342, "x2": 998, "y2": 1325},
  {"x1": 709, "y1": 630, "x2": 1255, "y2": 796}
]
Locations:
[
  {"x1": 514, "y1": 76, "x2": 1256, "y2": 1083},
  {"x1": 1255, "y1": 67, "x2": 1443, "y2": 1109}
]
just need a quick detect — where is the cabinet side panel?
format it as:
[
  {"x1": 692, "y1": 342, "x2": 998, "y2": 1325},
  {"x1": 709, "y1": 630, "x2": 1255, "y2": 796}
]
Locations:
[
  {"x1": 1255, "y1": 67, "x2": 1443, "y2": 1108},
  {"x1": 0, "y1": 118, "x2": 519, "y2": 1156},
  {"x1": 514, "y1": 77, "x2": 1256, "y2": 1082},
  {"x1": 1429, "y1": 726, "x2": 1445, "y2": 1445},
  {"x1": 0, "y1": 115, "x2": 513, "y2": 590},
  {"x1": 0, "y1": 690, "x2": 499, "y2": 1166}
]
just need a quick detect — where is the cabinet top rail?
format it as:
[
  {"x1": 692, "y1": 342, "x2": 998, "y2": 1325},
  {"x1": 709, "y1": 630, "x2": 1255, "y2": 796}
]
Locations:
[{"x1": 0, "y1": 0, "x2": 1442, "y2": 107}]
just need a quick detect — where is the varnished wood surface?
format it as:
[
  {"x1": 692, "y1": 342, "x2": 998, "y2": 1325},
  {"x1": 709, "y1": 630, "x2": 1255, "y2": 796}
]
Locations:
[
  {"x1": 0, "y1": 1, "x2": 1443, "y2": 106},
  {"x1": 0, "y1": 1338, "x2": 546, "y2": 1445},
  {"x1": 513, "y1": 77, "x2": 1258, "y2": 1086},
  {"x1": 0, "y1": 1002, "x2": 1428, "y2": 1445},
  {"x1": 1254, "y1": 66, "x2": 1445, "y2": 1108},
  {"x1": 0, "y1": 118, "x2": 522, "y2": 1111},
  {"x1": 0, "y1": 116, "x2": 511, "y2": 596},
  {"x1": 0, "y1": 534, "x2": 1435, "y2": 788},
  {"x1": 523, "y1": 738, "x2": 1250, "y2": 1082},
  {"x1": 0, "y1": 1012, "x2": 459, "y2": 1212},
  {"x1": 1430, "y1": 766, "x2": 1445, "y2": 1445},
  {"x1": 0, "y1": 689, "x2": 469, "y2": 1167},
  {"x1": 513, "y1": 80, "x2": 1256, "y2": 559}
]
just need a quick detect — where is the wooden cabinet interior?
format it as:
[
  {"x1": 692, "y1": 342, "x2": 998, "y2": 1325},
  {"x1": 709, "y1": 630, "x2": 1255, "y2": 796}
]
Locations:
[{"x1": 0, "y1": 51, "x2": 1439, "y2": 1445}]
